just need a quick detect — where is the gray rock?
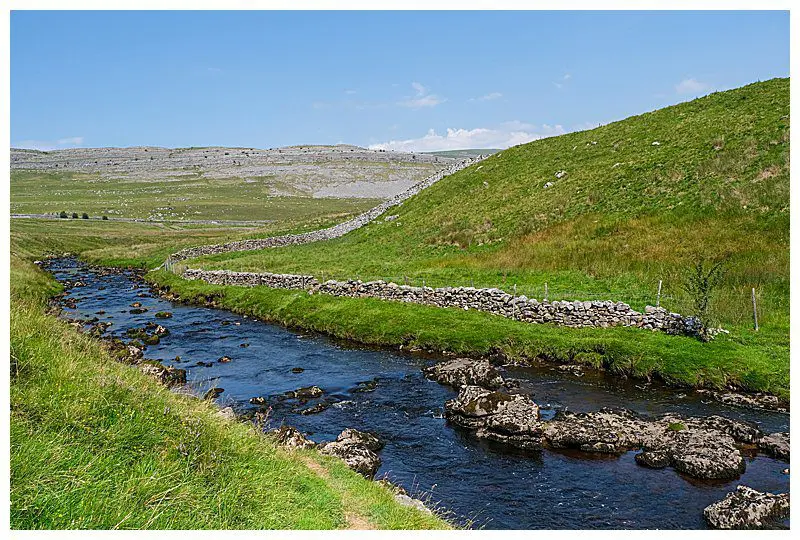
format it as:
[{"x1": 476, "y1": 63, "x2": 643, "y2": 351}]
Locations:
[
  {"x1": 445, "y1": 385, "x2": 542, "y2": 450},
  {"x1": 394, "y1": 494, "x2": 433, "y2": 514},
  {"x1": 422, "y1": 358, "x2": 505, "y2": 389},
  {"x1": 270, "y1": 425, "x2": 316, "y2": 449},
  {"x1": 704, "y1": 485, "x2": 789, "y2": 529},
  {"x1": 319, "y1": 428, "x2": 383, "y2": 478},
  {"x1": 758, "y1": 432, "x2": 789, "y2": 461}
]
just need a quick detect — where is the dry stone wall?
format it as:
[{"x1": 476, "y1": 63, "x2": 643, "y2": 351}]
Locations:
[
  {"x1": 181, "y1": 269, "x2": 704, "y2": 337},
  {"x1": 171, "y1": 154, "x2": 705, "y2": 338},
  {"x1": 166, "y1": 156, "x2": 486, "y2": 263}
]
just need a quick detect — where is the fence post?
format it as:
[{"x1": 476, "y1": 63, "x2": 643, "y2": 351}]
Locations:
[
  {"x1": 544, "y1": 282, "x2": 549, "y2": 302},
  {"x1": 752, "y1": 288, "x2": 759, "y2": 331},
  {"x1": 422, "y1": 279, "x2": 426, "y2": 302},
  {"x1": 656, "y1": 280, "x2": 663, "y2": 308}
]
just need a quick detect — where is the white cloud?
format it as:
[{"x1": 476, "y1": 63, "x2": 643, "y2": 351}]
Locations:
[
  {"x1": 368, "y1": 123, "x2": 566, "y2": 152},
  {"x1": 469, "y1": 92, "x2": 503, "y2": 102},
  {"x1": 399, "y1": 82, "x2": 445, "y2": 108},
  {"x1": 344, "y1": 89, "x2": 357, "y2": 95},
  {"x1": 553, "y1": 73, "x2": 571, "y2": 89},
  {"x1": 14, "y1": 136, "x2": 84, "y2": 150},
  {"x1": 675, "y1": 78, "x2": 711, "y2": 95}
]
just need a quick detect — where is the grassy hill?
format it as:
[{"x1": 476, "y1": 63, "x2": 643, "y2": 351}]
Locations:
[{"x1": 187, "y1": 78, "x2": 789, "y2": 396}]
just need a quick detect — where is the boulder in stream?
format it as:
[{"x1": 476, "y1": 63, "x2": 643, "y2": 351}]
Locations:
[
  {"x1": 445, "y1": 385, "x2": 543, "y2": 450},
  {"x1": 285, "y1": 385, "x2": 324, "y2": 400},
  {"x1": 543, "y1": 409, "x2": 749, "y2": 479},
  {"x1": 758, "y1": 432, "x2": 790, "y2": 461},
  {"x1": 139, "y1": 361, "x2": 186, "y2": 388},
  {"x1": 319, "y1": 428, "x2": 383, "y2": 478},
  {"x1": 423, "y1": 358, "x2": 505, "y2": 389},
  {"x1": 703, "y1": 485, "x2": 789, "y2": 529}
]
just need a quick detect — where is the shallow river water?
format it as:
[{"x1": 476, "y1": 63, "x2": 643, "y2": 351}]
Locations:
[{"x1": 46, "y1": 258, "x2": 790, "y2": 530}]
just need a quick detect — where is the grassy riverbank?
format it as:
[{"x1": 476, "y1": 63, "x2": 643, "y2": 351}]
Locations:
[
  {"x1": 147, "y1": 269, "x2": 788, "y2": 399},
  {"x1": 10, "y1": 236, "x2": 448, "y2": 529}
]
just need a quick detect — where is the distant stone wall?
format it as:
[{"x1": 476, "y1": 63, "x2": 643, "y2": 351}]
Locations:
[
  {"x1": 181, "y1": 268, "x2": 704, "y2": 337},
  {"x1": 166, "y1": 156, "x2": 486, "y2": 263}
]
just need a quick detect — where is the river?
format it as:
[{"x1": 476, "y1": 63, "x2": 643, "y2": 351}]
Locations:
[{"x1": 45, "y1": 258, "x2": 790, "y2": 529}]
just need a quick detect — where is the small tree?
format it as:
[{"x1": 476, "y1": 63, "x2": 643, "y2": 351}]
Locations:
[
  {"x1": 71, "y1": 212, "x2": 78, "y2": 219},
  {"x1": 59, "y1": 211, "x2": 68, "y2": 218},
  {"x1": 82, "y1": 213, "x2": 89, "y2": 219},
  {"x1": 102, "y1": 215, "x2": 108, "y2": 220},
  {"x1": 681, "y1": 256, "x2": 727, "y2": 332}
]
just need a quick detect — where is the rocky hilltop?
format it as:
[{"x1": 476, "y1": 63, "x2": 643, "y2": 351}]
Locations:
[{"x1": 11, "y1": 145, "x2": 454, "y2": 199}]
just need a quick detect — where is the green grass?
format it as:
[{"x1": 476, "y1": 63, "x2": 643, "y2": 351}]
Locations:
[
  {"x1": 184, "y1": 79, "x2": 788, "y2": 394},
  {"x1": 9, "y1": 213, "x2": 367, "y2": 270},
  {"x1": 10, "y1": 170, "x2": 381, "y2": 222},
  {"x1": 9, "y1": 254, "x2": 448, "y2": 530},
  {"x1": 147, "y1": 270, "x2": 789, "y2": 399}
]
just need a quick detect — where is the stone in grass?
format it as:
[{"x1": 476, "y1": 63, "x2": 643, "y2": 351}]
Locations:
[
  {"x1": 270, "y1": 425, "x2": 316, "y2": 449},
  {"x1": 319, "y1": 428, "x2": 384, "y2": 478},
  {"x1": 703, "y1": 485, "x2": 789, "y2": 529}
]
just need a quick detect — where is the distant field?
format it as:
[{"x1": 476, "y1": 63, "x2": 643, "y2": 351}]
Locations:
[{"x1": 10, "y1": 171, "x2": 381, "y2": 222}]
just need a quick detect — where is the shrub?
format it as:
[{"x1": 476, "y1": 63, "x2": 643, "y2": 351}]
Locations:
[
  {"x1": 81, "y1": 213, "x2": 89, "y2": 220},
  {"x1": 682, "y1": 256, "x2": 728, "y2": 330},
  {"x1": 59, "y1": 211, "x2": 68, "y2": 219},
  {"x1": 71, "y1": 212, "x2": 78, "y2": 219},
  {"x1": 102, "y1": 215, "x2": 108, "y2": 220}
]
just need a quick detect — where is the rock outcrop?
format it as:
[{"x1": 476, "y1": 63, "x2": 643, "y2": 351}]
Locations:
[
  {"x1": 544, "y1": 409, "x2": 749, "y2": 479},
  {"x1": 319, "y1": 428, "x2": 384, "y2": 478},
  {"x1": 423, "y1": 358, "x2": 505, "y2": 390},
  {"x1": 758, "y1": 432, "x2": 790, "y2": 461},
  {"x1": 138, "y1": 361, "x2": 187, "y2": 388},
  {"x1": 445, "y1": 385, "x2": 543, "y2": 450},
  {"x1": 270, "y1": 425, "x2": 316, "y2": 450},
  {"x1": 703, "y1": 485, "x2": 789, "y2": 529}
]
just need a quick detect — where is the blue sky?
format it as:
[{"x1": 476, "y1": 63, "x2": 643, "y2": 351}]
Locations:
[{"x1": 11, "y1": 10, "x2": 789, "y2": 151}]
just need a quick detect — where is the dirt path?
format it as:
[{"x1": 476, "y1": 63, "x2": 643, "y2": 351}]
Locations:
[{"x1": 298, "y1": 455, "x2": 376, "y2": 530}]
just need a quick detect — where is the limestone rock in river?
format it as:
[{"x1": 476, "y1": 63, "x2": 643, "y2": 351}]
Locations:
[
  {"x1": 704, "y1": 485, "x2": 789, "y2": 529},
  {"x1": 139, "y1": 361, "x2": 186, "y2": 388},
  {"x1": 544, "y1": 408, "x2": 653, "y2": 453},
  {"x1": 423, "y1": 358, "x2": 505, "y2": 389},
  {"x1": 758, "y1": 432, "x2": 790, "y2": 461},
  {"x1": 203, "y1": 387, "x2": 224, "y2": 400},
  {"x1": 285, "y1": 385, "x2": 324, "y2": 400},
  {"x1": 445, "y1": 385, "x2": 543, "y2": 450},
  {"x1": 635, "y1": 449, "x2": 671, "y2": 469},
  {"x1": 319, "y1": 428, "x2": 383, "y2": 478},
  {"x1": 270, "y1": 426, "x2": 316, "y2": 450}
]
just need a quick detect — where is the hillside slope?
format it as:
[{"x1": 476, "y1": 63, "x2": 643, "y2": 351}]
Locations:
[
  {"x1": 160, "y1": 79, "x2": 790, "y2": 396},
  {"x1": 196, "y1": 79, "x2": 788, "y2": 323}
]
